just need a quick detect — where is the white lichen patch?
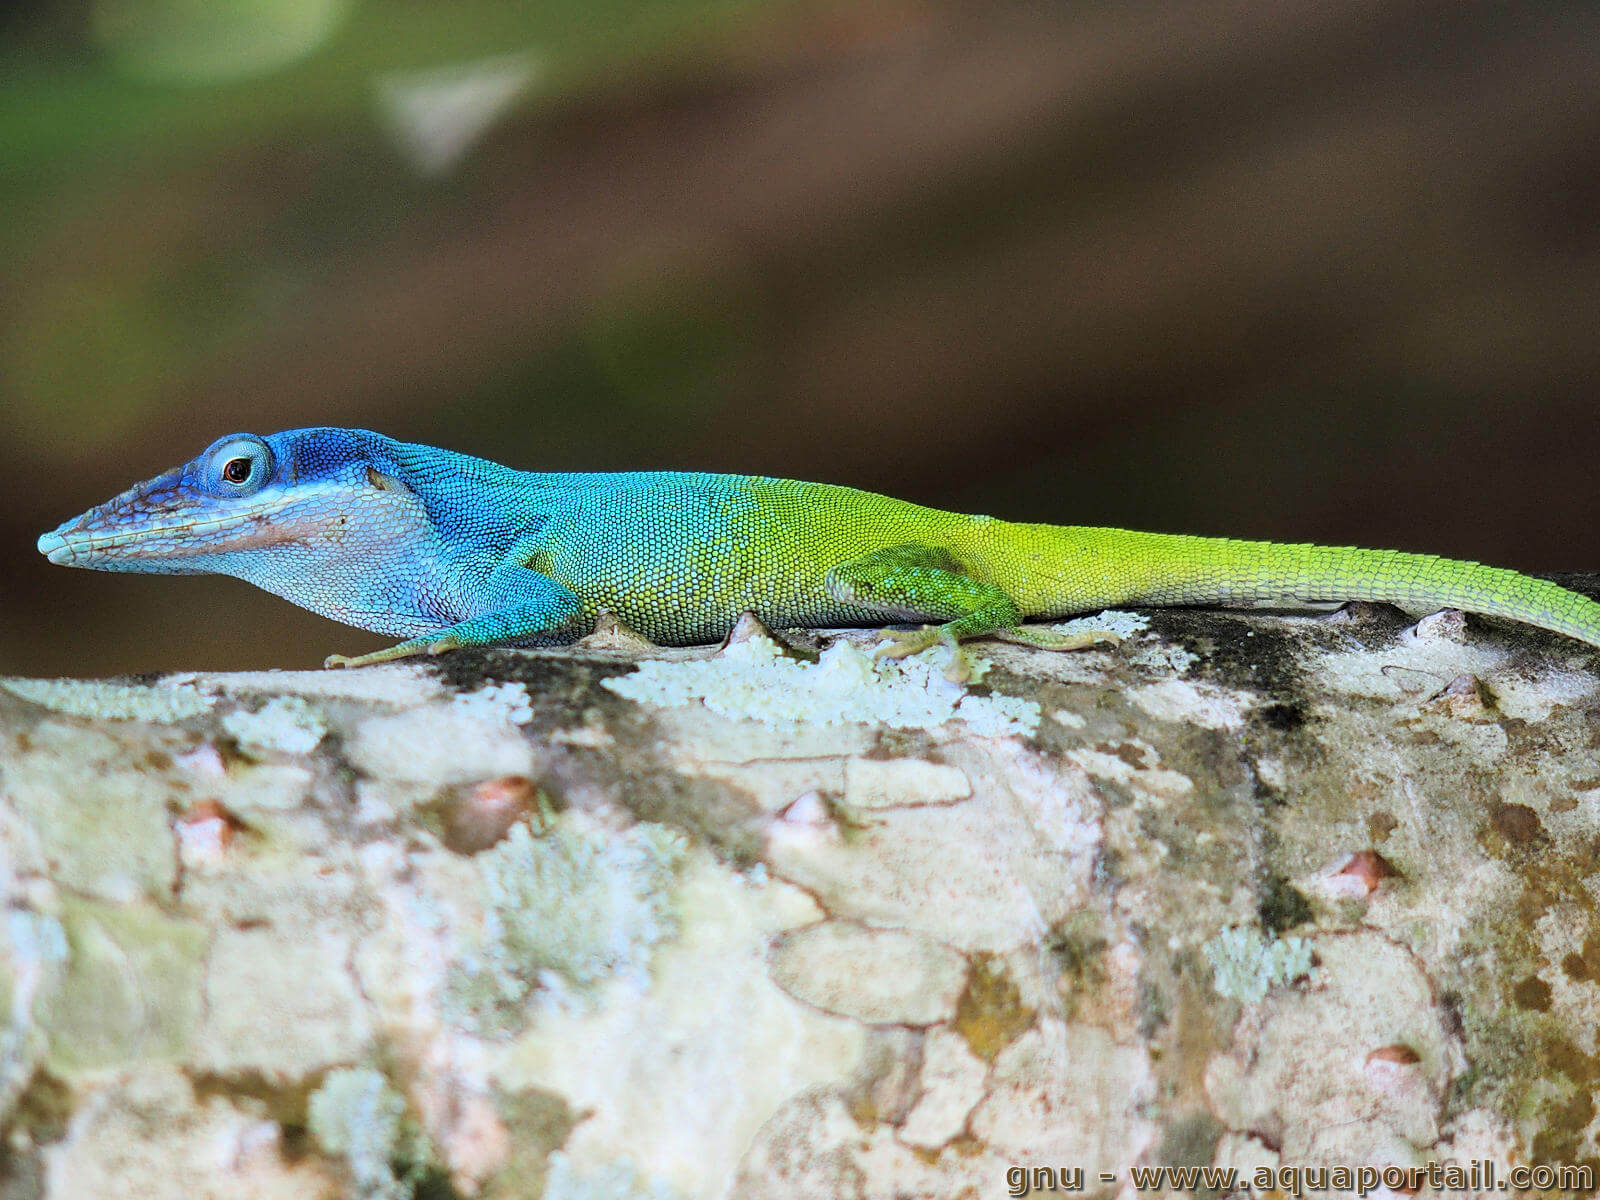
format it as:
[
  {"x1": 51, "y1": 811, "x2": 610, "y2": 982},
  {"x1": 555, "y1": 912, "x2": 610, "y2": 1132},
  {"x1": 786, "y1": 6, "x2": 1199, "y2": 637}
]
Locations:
[
  {"x1": 1407, "y1": 706, "x2": 1510, "y2": 763},
  {"x1": 1127, "y1": 637, "x2": 1199, "y2": 675},
  {"x1": 0, "y1": 677, "x2": 213, "y2": 722},
  {"x1": 955, "y1": 692, "x2": 1041, "y2": 738},
  {"x1": 603, "y1": 636, "x2": 1041, "y2": 736},
  {"x1": 768, "y1": 922, "x2": 968, "y2": 1025},
  {"x1": 452, "y1": 680, "x2": 535, "y2": 726},
  {"x1": 1203, "y1": 926, "x2": 1315, "y2": 1003},
  {"x1": 1048, "y1": 609, "x2": 1150, "y2": 640},
  {"x1": 447, "y1": 818, "x2": 686, "y2": 1033},
  {"x1": 308, "y1": 1067, "x2": 414, "y2": 1200},
  {"x1": 222, "y1": 697, "x2": 328, "y2": 756},
  {"x1": 550, "y1": 724, "x2": 615, "y2": 748}
]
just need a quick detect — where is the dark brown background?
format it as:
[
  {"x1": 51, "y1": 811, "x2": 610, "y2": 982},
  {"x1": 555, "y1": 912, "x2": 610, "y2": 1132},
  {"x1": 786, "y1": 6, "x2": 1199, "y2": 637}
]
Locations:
[{"x1": 3, "y1": 0, "x2": 1597, "y2": 676}]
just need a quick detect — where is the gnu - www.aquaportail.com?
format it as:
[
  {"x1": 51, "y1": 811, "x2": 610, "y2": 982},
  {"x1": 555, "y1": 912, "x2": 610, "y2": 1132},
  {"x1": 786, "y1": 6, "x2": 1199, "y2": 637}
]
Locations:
[{"x1": 1004, "y1": 1161, "x2": 1593, "y2": 1196}]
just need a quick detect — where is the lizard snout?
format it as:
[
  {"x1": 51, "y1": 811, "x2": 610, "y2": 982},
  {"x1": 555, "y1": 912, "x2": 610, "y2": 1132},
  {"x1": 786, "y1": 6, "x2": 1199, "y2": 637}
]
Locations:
[{"x1": 37, "y1": 528, "x2": 74, "y2": 565}]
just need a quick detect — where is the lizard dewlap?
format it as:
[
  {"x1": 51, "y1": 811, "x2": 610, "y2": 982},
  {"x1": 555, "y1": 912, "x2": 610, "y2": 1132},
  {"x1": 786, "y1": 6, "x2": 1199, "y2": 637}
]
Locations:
[{"x1": 37, "y1": 427, "x2": 1600, "y2": 670}]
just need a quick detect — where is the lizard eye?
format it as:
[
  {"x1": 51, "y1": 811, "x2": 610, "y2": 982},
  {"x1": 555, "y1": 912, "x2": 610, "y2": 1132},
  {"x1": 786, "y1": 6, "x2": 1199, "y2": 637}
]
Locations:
[{"x1": 204, "y1": 435, "x2": 273, "y2": 495}]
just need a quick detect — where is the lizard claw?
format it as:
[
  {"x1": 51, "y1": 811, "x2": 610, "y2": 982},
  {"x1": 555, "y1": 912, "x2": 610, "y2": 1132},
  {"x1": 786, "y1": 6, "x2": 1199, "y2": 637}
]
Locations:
[
  {"x1": 873, "y1": 626, "x2": 944, "y2": 660},
  {"x1": 874, "y1": 627, "x2": 975, "y2": 683}
]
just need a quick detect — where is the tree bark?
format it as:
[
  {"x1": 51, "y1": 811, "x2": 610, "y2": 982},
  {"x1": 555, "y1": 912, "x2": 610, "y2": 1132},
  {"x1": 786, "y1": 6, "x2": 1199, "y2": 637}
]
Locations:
[{"x1": 1, "y1": 596, "x2": 1597, "y2": 1198}]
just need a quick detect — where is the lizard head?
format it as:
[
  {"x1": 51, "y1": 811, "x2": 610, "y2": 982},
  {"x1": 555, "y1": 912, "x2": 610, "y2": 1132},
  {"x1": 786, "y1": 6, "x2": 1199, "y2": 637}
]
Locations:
[{"x1": 37, "y1": 428, "x2": 426, "y2": 575}]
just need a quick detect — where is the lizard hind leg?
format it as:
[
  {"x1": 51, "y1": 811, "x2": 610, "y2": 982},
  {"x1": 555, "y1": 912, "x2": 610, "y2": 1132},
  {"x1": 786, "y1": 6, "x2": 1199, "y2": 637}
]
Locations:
[
  {"x1": 824, "y1": 542, "x2": 1124, "y2": 679},
  {"x1": 823, "y1": 542, "x2": 1027, "y2": 680}
]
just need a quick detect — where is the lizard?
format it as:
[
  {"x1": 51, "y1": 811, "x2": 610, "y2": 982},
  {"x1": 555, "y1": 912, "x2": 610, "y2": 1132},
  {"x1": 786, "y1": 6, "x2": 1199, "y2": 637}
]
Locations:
[{"x1": 35, "y1": 426, "x2": 1600, "y2": 674}]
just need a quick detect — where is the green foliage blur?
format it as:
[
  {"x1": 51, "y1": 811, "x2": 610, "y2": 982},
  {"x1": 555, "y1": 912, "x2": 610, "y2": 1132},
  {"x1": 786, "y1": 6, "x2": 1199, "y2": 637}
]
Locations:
[{"x1": 3, "y1": 0, "x2": 1599, "y2": 673}]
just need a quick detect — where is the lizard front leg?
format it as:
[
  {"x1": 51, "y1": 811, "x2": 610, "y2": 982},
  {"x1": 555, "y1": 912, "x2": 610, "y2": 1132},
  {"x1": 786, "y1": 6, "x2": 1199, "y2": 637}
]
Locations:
[
  {"x1": 824, "y1": 543, "x2": 1121, "y2": 680},
  {"x1": 326, "y1": 567, "x2": 585, "y2": 668}
]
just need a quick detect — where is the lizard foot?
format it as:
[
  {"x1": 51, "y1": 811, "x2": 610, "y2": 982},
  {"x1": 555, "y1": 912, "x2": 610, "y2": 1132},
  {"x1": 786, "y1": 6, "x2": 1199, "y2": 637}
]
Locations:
[
  {"x1": 990, "y1": 626, "x2": 1124, "y2": 653},
  {"x1": 325, "y1": 652, "x2": 392, "y2": 669},
  {"x1": 874, "y1": 627, "x2": 974, "y2": 683},
  {"x1": 324, "y1": 633, "x2": 463, "y2": 669}
]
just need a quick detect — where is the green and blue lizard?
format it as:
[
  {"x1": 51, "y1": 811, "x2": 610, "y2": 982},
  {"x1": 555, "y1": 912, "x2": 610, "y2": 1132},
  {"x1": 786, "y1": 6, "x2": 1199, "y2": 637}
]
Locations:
[{"x1": 37, "y1": 427, "x2": 1600, "y2": 672}]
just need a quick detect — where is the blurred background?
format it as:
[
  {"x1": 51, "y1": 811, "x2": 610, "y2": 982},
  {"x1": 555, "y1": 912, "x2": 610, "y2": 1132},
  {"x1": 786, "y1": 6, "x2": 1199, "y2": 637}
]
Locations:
[{"x1": 3, "y1": 0, "x2": 1598, "y2": 676}]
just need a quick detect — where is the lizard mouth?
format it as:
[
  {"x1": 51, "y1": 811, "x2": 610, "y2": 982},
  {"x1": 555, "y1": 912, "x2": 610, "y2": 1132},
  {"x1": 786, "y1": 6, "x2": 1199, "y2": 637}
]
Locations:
[
  {"x1": 36, "y1": 524, "x2": 209, "y2": 565},
  {"x1": 37, "y1": 503, "x2": 292, "y2": 567},
  {"x1": 36, "y1": 530, "x2": 75, "y2": 565}
]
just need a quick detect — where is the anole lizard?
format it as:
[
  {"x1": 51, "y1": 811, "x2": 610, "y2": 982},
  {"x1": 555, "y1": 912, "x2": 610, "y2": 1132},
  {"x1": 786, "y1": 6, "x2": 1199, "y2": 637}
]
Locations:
[{"x1": 37, "y1": 428, "x2": 1600, "y2": 673}]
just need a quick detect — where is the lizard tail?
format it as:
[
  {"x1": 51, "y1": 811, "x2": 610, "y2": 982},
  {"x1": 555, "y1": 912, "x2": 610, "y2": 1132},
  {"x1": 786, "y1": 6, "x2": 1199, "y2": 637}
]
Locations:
[{"x1": 979, "y1": 524, "x2": 1600, "y2": 651}]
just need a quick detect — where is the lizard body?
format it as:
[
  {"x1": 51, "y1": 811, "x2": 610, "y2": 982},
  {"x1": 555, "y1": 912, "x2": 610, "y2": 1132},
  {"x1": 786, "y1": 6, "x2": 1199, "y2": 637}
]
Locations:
[{"x1": 37, "y1": 427, "x2": 1600, "y2": 670}]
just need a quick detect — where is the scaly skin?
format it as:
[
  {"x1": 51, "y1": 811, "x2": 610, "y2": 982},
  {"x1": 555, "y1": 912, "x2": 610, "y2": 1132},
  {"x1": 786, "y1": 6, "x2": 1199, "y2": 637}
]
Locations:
[{"x1": 36, "y1": 427, "x2": 1600, "y2": 672}]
